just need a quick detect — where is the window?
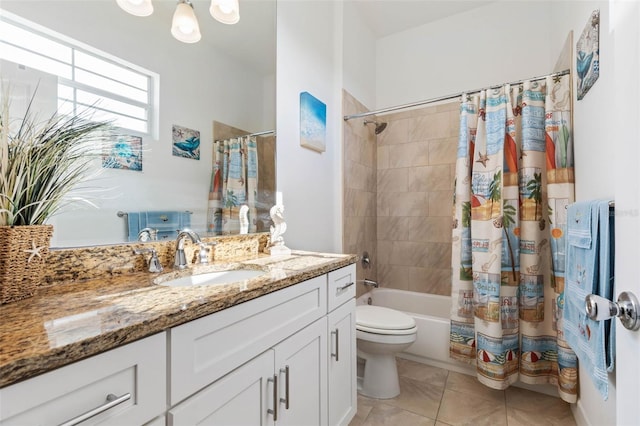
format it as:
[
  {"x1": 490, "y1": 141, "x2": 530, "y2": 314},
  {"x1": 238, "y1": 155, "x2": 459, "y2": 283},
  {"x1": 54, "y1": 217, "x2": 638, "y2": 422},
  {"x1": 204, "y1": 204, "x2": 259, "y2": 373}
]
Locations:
[{"x1": 0, "y1": 10, "x2": 157, "y2": 135}]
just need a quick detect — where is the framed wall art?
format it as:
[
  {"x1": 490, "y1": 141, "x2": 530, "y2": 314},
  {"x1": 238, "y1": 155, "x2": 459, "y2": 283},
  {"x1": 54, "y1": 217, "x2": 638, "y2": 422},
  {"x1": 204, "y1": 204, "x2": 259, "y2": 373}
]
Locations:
[
  {"x1": 102, "y1": 135, "x2": 143, "y2": 171},
  {"x1": 299, "y1": 91, "x2": 326, "y2": 153},
  {"x1": 172, "y1": 124, "x2": 201, "y2": 160},
  {"x1": 576, "y1": 9, "x2": 600, "y2": 100}
]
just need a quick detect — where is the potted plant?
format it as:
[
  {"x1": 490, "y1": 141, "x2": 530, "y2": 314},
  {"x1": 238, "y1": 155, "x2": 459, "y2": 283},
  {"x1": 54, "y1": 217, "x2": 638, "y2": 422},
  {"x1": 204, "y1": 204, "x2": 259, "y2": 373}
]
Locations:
[{"x1": 0, "y1": 86, "x2": 111, "y2": 303}]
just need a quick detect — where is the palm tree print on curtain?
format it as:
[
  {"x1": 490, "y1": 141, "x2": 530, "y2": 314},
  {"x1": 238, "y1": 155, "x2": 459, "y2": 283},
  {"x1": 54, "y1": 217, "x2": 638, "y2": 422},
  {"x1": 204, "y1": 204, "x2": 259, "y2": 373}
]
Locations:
[
  {"x1": 450, "y1": 75, "x2": 577, "y2": 403},
  {"x1": 207, "y1": 136, "x2": 258, "y2": 234}
]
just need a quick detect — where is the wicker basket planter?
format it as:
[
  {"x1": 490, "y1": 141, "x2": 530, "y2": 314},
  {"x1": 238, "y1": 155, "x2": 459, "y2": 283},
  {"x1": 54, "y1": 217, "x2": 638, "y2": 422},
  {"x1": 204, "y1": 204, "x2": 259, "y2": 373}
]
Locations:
[{"x1": 0, "y1": 225, "x2": 53, "y2": 304}]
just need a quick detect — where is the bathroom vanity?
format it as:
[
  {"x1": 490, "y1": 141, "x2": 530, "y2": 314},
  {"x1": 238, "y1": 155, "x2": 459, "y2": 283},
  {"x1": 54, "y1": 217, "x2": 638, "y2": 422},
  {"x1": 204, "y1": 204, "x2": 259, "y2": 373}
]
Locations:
[{"x1": 0, "y1": 244, "x2": 357, "y2": 426}]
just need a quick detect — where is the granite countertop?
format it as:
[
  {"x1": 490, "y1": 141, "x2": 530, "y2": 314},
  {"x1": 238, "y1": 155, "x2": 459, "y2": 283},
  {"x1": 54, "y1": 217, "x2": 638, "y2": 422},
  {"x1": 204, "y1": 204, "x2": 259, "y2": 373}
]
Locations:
[{"x1": 0, "y1": 250, "x2": 357, "y2": 388}]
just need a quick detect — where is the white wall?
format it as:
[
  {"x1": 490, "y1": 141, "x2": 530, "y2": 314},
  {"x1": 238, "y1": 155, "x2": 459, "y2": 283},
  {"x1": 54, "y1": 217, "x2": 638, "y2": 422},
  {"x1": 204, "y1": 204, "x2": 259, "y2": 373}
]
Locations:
[
  {"x1": 375, "y1": 1, "x2": 553, "y2": 109},
  {"x1": 1, "y1": 1, "x2": 273, "y2": 246},
  {"x1": 342, "y1": 1, "x2": 377, "y2": 111},
  {"x1": 276, "y1": 0, "x2": 343, "y2": 252}
]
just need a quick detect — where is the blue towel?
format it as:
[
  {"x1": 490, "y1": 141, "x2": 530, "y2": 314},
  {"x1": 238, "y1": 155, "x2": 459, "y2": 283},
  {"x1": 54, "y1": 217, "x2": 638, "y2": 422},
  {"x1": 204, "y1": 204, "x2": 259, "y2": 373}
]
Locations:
[
  {"x1": 127, "y1": 211, "x2": 191, "y2": 241},
  {"x1": 563, "y1": 200, "x2": 615, "y2": 400}
]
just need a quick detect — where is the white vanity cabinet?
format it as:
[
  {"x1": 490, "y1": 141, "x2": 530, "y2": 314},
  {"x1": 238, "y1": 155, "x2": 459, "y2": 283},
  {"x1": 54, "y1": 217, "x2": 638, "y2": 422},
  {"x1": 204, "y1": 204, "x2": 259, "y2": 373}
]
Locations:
[
  {"x1": 168, "y1": 264, "x2": 356, "y2": 426},
  {"x1": 327, "y1": 265, "x2": 357, "y2": 426},
  {"x1": 168, "y1": 274, "x2": 328, "y2": 406},
  {"x1": 168, "y1": 318, "x2": 328, "y2": 426},
  {"x1": 0, "y1": 332, "x2": 166, "y2": 426},
  {"x1": 0, "y1": 263, "x2": 357, "y2": 426}
]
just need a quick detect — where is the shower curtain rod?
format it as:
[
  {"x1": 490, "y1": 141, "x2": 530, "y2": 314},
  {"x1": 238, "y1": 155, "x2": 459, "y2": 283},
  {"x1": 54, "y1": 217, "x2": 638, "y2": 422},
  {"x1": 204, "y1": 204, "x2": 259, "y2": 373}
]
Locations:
[
  {"x1": 214, "y1": 130, "x2": 275, "y2": 142},
  {"x1": 343, "y1": 68, "x2": 571, "y2": 121},
  {"x1": 246, "y1": 130, "x2": 276, "y2": 137}
]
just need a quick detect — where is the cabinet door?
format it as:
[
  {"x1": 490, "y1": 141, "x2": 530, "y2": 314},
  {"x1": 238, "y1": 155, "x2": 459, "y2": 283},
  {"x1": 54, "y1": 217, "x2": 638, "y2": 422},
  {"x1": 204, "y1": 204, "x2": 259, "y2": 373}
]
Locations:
[
  {"x1": 274, "y1": 318, "x2": 327, "y2": 426},
  {"x1": 327, "y1": 299, "x2": 357, "y2": 426},
  {"x1": 168, "y1": 350, "x2": 275, "y2": 426}
]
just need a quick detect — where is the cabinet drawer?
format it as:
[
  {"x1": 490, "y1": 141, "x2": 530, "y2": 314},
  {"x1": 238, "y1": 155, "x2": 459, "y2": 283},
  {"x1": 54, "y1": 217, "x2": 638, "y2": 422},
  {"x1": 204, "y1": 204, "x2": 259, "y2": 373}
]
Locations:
[
  {"x1": 170, "y1": 275, "x2": 327, "y2": 405},
  {"x1": 327, "y1": 264, "x2": 356, "y2": 312},
  {"x1": 0, "y1": 333, "x2": 166, "y2": 426}
]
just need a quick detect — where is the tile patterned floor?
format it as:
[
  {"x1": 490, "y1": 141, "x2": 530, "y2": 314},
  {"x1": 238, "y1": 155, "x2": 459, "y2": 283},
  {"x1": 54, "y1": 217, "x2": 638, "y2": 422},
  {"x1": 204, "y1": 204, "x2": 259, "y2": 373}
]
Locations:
[{"x1": 350, "y1": 358, "x2": 577, "y2": 426}]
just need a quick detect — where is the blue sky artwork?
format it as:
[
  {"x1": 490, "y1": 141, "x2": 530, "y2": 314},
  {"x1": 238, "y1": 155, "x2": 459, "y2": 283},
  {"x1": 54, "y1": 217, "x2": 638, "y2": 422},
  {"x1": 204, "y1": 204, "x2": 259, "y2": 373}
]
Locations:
[{"x1": 300, "y1": 91, "x2": 326, "y2": 152}]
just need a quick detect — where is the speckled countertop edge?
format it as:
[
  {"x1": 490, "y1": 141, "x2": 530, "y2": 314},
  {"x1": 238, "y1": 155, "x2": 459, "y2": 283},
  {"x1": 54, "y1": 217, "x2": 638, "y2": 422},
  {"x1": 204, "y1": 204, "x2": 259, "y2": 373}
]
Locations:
[{"x1": 0, "y1": 251, "x2": 357, "y2": 388}]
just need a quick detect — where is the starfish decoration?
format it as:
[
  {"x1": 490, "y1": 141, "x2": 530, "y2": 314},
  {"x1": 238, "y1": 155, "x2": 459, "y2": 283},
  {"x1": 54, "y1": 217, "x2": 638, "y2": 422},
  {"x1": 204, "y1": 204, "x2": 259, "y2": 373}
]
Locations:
[
  {"x1": 476, "y1": 151, "x2": 489, "y2": 167},
  {"x1": 24, "y1": 241, "x2": 46, "y2": 263}
]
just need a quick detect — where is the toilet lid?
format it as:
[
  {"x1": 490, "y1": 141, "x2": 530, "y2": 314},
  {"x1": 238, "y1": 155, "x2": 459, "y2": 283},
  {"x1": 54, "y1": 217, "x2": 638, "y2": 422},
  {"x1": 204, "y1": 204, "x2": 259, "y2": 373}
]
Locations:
[{"x1": 356, "y1": 305, "x2": 416, "y2": 331}]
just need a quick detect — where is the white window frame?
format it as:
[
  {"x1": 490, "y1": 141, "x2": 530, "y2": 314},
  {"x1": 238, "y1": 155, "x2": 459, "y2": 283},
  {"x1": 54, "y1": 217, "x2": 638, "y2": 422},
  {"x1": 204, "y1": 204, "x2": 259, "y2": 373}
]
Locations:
[{"x1": 0, "y1": 9, "x2": 158, "y2": 138}]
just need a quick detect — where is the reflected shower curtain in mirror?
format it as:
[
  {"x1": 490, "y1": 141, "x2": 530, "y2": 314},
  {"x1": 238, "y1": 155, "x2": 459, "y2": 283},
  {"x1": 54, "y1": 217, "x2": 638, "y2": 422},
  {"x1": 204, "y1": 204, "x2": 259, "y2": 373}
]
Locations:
[
  {"x1": 207, "y1": 136, "x2": 258, "y2": 234},
  {"x1": 450, "y1": 75, "x2": 577, "y2": 403}
]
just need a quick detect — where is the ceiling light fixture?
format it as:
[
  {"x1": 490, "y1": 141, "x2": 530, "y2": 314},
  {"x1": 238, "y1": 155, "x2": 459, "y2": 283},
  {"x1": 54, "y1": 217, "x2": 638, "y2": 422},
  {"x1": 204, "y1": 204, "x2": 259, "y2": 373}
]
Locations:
[
  {"x1": 116, "y1": 0, "x2": 154, "y2": 17},
  {"x1": 171, "y1": 0, "x2": 201, "y2": 43},
  {"x1": 210, "y1": 0, "x2": 240, "y2": 25},
  {"x1": 116, "y1": 0, "x2": 240, "y2": 44}
]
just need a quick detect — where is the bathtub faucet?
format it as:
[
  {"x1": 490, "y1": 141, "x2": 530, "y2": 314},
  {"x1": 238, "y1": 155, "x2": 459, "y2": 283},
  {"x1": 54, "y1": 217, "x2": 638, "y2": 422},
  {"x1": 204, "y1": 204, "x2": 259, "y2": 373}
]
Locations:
[{"x1": 362, "y1": 279, "x2": 379, "y2": 288}]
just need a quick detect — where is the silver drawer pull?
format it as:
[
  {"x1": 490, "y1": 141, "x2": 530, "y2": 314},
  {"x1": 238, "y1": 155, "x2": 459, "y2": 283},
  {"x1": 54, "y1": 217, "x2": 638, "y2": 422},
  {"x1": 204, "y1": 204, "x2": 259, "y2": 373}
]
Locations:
[
  {"x1": 267, "y1": 375, "x2": 278, "y2": 421},
  {"x1": 337, "y1": 282, "x2": 354, "y2": 292},
  {"x1": 331, "y1": 328, "x2": 339, "y2": 361},
  {"x1": 58, "y1": 393, "x2": 131, "y2": 426},
  {"x1": 279, "y1": 365, "x2": 290, "y2": 409}
]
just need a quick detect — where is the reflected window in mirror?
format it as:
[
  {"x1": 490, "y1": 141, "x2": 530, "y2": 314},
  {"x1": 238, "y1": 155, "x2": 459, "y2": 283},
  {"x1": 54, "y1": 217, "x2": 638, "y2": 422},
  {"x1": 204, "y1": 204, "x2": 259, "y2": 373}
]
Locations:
[
  {"x1": 0, "y1": 11, "x2": 157, "y2": 137},
  {"x1": 0, "y1": 1, "x2": 276, "y2": 248}
]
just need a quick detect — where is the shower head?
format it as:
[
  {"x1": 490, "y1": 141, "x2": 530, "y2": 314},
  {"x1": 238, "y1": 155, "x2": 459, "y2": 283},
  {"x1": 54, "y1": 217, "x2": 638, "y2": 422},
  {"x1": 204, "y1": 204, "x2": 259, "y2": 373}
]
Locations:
[{"x1": 363, "y1": 120, "x2": 388, "y2": 135}]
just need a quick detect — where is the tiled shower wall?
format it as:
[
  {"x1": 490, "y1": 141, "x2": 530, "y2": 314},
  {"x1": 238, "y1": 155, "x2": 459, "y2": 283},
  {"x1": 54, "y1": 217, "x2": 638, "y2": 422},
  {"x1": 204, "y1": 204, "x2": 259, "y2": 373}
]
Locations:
[
  {"x1": 342, "y1": 89, "x2": 459, "y2": 297},
  {"x1": 376, "y1": 103, "x2": 458, "y2": 296},
  {"x1": 342, "y1": 90, "x2": 377, "y2": 298}
]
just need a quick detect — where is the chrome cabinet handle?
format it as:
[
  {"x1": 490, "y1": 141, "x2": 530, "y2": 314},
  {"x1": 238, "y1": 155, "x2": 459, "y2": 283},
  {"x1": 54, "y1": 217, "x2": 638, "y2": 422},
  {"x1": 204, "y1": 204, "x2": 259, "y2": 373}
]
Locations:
[
  {"x1": 585, "y1": 292, "x2": 640, "y2": 331},
  {"x1": 337, "y1": 282, "x2": 354, "y2": 292},
  {"x1": 267, "y1": 375, "x2": 278, "y2": 421},
  {"x1": 331, "y1": 328, "x2": 339, "y2": 361},
  {"x1": 58, "y1": 393, "x2": 131, "y2": 426},
  {"x1": 279, "y1": 365, "x2": 290, "y2": 409}
]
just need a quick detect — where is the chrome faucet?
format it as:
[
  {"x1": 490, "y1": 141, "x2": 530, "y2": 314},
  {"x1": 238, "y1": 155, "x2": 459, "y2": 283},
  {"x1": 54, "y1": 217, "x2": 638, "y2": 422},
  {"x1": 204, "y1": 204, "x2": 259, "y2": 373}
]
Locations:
[
  {"x1": 133, "y1": 248, "x2": 163, "y2": 273},
  {"x1": 174, "y1": 229, "x2": 216, "y2": 269},
  {"x1": 362, "y1": 279, "x2": 379, "y2": 288},
  {"x1": 174, "y1": 229, "x2": 202, "y2": 269},
  {"x1": 137, "y1": 227, "x2": 158, "y2": 241}
]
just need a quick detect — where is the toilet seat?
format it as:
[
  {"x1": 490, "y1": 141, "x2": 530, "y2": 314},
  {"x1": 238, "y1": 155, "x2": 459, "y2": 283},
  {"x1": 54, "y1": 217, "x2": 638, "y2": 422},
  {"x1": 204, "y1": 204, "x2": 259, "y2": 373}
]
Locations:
[{"x1": 356, "y1": 305, "x2": 417, "y2": 335}]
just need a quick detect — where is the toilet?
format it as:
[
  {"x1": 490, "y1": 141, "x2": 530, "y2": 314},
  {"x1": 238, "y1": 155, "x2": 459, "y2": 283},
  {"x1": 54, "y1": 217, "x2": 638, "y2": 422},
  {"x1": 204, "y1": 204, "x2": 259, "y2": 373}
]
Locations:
[{"x1": 356, "y1": 304, "x2": 417, "y2": 399}]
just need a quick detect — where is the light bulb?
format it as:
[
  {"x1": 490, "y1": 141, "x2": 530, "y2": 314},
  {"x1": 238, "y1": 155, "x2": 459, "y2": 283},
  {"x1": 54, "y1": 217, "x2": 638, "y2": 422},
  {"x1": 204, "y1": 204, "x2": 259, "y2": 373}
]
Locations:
[
  {"x1": 171, "y1": 1, "x2": 201, "y2": 43},
  {"x1": 218, "y1": 0, "x2": 234, "y2": 14},
  {"x1": 116, "y1": 0, "x2": 153, "y2": 17},
  {"x1": 210, "y1": 0, "x2": 239, "y2": 25}
]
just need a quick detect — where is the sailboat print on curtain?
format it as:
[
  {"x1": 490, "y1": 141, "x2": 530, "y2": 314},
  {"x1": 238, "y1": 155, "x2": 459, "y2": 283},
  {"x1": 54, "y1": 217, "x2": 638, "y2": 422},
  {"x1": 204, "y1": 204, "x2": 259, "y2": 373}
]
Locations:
[{"x1": 450, "y1": 74, "x2": 577, "y2": 403}]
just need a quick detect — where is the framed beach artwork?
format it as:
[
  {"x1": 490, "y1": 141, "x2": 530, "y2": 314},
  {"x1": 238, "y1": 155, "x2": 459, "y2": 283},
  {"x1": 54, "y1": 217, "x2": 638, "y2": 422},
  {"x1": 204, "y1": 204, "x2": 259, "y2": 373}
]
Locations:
[
  {"x1": 299, "y1": 91, "x2": 326, "y2": 153},
  {"x1": 172, "y1": 124, "x2": 201, "y2": 160},
  {"x1": 576, "y1": 9, "x2": 599, "y2": 100},
  {"x1": 102, "y1": 135, "x2": 142, "y2": 171}
]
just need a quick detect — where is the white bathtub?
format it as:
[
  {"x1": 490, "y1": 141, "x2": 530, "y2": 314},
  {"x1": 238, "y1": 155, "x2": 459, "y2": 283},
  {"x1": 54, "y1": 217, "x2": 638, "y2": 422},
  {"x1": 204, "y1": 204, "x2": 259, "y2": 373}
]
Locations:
[{"x1": 357, "y1": 288, "x2": 474, "y2": 375}]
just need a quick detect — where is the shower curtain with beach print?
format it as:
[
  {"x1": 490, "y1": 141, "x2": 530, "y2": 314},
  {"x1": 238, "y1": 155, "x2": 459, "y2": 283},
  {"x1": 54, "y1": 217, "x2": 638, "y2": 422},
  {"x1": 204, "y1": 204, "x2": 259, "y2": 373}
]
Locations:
[
  {"x1": 450, "y1": 75, "x2": 577, "y2": 403},
  {"x1": 207, "y1": 136, "x2": 258, "y2": 234}
]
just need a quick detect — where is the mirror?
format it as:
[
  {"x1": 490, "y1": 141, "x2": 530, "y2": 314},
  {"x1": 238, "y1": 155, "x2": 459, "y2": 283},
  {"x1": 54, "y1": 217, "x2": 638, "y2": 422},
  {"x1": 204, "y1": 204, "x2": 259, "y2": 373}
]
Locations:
[{"x1": 0, "y1": 0, "x2": 276, "y2": 247}]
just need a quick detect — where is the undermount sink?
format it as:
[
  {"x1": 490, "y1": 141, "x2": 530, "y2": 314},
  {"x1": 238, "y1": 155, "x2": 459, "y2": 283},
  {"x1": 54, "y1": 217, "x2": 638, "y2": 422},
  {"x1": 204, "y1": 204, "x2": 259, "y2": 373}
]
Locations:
[{"x1": 155, "y1": 269, "x2": 265, "y2": 287}]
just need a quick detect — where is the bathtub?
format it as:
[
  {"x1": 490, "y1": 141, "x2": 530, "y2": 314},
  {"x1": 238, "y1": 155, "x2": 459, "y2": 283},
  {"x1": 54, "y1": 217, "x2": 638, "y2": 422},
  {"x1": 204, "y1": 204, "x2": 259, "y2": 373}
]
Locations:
[{"x1": 356, "y1": 288, "x2": 474, "y2": 375}]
